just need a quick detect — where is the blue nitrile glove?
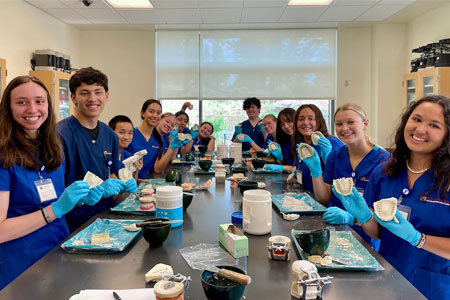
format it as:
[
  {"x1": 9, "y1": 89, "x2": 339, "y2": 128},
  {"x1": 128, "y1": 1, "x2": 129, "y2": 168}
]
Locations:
[
  {"x1": 263, "y1": 164, "x2": 284, "y2": 172},
  {"x1": 236, "y1": 134, "x2": 254, "y2": 144},
  {"x1": 122, "y1": 177, "x2": 138, "y2": 193},
  {"x1": 190, "y1": 129, "x2": 199, "y2": 140},
  {"x1": 258, "y1": 121, "x2": 266, "y2": 134},
  {"x1": 170, "y1": 136, "x2": 184, "y2": 150},
  {"x1": 267, "y1": 140, "x2": 283, "y2": 161},
  {"x1": 300, "y1": 145, "x2": 322, "y2": 178},
  {"x1": 235, "y1": 125, "x2": 242, "y2": 135},
  {"x1": 51, "y1": 181, "x2": 91, "y2": 218},
  {"x1": 101, "y1": 178, "x2": 126, "y2": 198},
  {"x1": 169, "y1": 129, "x2": 178, "y2": 139},
  {"x1": 332, "y1": 186, "x2": 372, "y2": 223},
  {"x1": 79, "y1": 185, "x2": 104, "y2": 206},
  {"x1": 182, "y1": 136, "x2": 193, "y2": 145},
  {"x1": 323, "y1": 207, "x2": 354, "y2": 225},
  {"x1": 317, "y1": 137, "x2": 332, "y2": 164},
  {"x1": 375, "y1": 210, "x2": 421, "y2": 246}
]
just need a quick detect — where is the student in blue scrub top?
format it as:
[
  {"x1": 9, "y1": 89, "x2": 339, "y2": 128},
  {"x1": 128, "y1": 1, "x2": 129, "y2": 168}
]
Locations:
[
  {"x1": 58, "y1": 67, "x2": 137, "y2": 233},
  {"x1": 306, "y1": 103, "x2": 390, "y2": 249},
  {"x1": 183, "y1": 122, "x2": 215, "y2": 153},
  {"x1": 175, "y1": 111, "x2": 191, "y2": 134},
  {"x1": 334, "y1": 95, "x2": 450, "y2": 300},
  {"x1": 238, "y1": 114, "x2": 277, "y2": 153},
  {"x1": 0, "y1": 76, "x2": 103, "y2": 289},
  {"x1": 128, "y1": 102, "x2": 190, "y2": 177},
  {"x1": 292, "y1": 104, "x2": 344, "y2": 191},
  {"x1": 232, "y1": 97, "x2": 265, "y2": 151},
  {"x1": 262, "y1": 108, "x2": 297, "y2": 172},
  {"x1": 108, "y1": 115, "x2": 143, "y2": 180},
  {"x1": 156, "y1": 112, "x2": 191, "y2": 162}
]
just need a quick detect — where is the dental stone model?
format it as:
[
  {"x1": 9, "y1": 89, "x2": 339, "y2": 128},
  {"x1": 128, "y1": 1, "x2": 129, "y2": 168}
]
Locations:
[
  {"x1": 268, "y1": 142, "x2": 278, "y2": 151},
  {"x1": 332, "y1": 177, "x2": 354, "y2": 196},
  {"x1": 237, "y1": 134, "x2": 245, "y2": 140},
  {"x1": 192, "y1": 124, "x2": 199, "y2": 131},
  {"x1": 123, "y1": 223, "x2": 140, "y2": 232},
  {"x1": 145, "y1": 263, "x2": 174, "y2": 282},
  {"x1": 83, "y1": 171, "x2": 103, "y2": 189},
  {"x1": 374, "y1": 197, "x2": 399, "y2": 223},
  {"x1": 122, "y1": 149, "x2": 148, "y2": 172},
  {"x1": 291, "y1": 260, "x2": 320, "y2": 299},
  {"x1": 297, "y1": 143, "x2": 314, "y2": 160},
  {"x1": 118, "y1": 167, "x2": 132, "y2": 182},
  {"x1": 178, "y1": 133, "x2": 187, "y2": 141},
  {"x1": 311, "y1": 131, "x2": 325, "y2": 145}
]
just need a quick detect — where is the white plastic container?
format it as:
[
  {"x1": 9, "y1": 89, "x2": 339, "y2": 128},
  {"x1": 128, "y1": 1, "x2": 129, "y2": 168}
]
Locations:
[
  {"x1": 229, "y1": 142, "x2": 242, "y2": 165},
  {"x1": 155, "y1": 186, "x2": 183, "y2": 228},
  {"x1": 242, "y1": 189, "x2": 272, "y2": 235},
  {"x1": 216, "y1": 144, "x2": 228, "y2": 160}
]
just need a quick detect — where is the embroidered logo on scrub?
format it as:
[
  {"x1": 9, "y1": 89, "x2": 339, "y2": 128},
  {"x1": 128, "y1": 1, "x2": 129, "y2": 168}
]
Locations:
[
  {"x1": 152, "y1": 145, "x2": 160, "y2": 149},
  {"x1": 420, "y1": 196, "x2": 450, "y2": 206}
]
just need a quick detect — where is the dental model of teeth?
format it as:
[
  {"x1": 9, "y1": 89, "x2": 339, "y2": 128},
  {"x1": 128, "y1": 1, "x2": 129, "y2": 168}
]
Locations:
[
  {"x1": 118, "y1": 167, "x2": 133, "y2": 182},
  {"x1": 268, "y1": 142, "x2": 278, "y2": 151},
  {"x1": 178, "y1": 133, "x2": 187, "y2": 141},
  {"x1": 374, "y1": 197, "x2": 399, "y2": 223},
  {"x1": 237, "y1": 134, "x2": 245, "y2": 140},
  {"x1": 332, "y1": 177, "x2": 354, "y2": 196},
  {"x1": 297, "y1": 143, "x2": 314, "y2": 160},
  {"x1": 311, "y1": 131, "x2": 325, "y2": 145},
  {"x1": 83, "y1": 171, "x2": 103, "y2": 189},
  {"x1": 192, "y1": 124, "x2": 199, "y2": 131}
]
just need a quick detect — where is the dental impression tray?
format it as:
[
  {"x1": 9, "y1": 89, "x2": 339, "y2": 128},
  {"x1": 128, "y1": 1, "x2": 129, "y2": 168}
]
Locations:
[{"x1": 298, "y1": 144, "x2": 314, "y2": 160}]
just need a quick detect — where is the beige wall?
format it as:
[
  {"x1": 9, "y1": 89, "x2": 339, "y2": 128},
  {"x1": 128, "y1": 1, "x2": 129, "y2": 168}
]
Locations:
[
  {"x1": 79, "y1": 30, "x2": 155, "y2": 126},
  {"x1": 0, "y1": 1, "x2": 79, "y2": 82}
]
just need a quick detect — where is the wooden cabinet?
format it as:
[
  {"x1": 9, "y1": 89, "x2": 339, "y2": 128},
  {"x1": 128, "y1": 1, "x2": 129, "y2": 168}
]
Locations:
[
  {"x1": 402, "y1": 67, "x2": 450, "y2": 107},
  {"x1": 29, "y1": 70, "x2": 72, "y2": 121},
  {"x1": 0, "y1": 58, "x2": 6, "y2": 98}
]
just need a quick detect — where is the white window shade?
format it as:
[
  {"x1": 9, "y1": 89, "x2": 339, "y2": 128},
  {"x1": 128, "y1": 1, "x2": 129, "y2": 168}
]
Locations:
[
  {"x1": 156, "y1": 29, "x2": 336, "y2": 100},
  {"x1": 156, "y1": 31, "x2": 199, "y2": 99}
]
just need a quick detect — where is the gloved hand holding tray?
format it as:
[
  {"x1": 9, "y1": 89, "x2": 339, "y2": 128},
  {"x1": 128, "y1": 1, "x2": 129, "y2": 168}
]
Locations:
[{"x1": 62, "y1": 218, "x2": 142, "y2": 253}]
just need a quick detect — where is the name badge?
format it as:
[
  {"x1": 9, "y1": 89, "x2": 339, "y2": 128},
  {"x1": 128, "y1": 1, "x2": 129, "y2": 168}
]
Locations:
[
  {"x1": 34, "y1": 179, "x2": 57, "y2": 202},
  {"x1": 397, "y1": 204, "x2": 412, "y2": 221}
]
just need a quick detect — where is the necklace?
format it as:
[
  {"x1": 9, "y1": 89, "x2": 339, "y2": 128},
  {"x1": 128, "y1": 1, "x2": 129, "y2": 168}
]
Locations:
[{"x1": 406, "y1": 160, "x2": 429, "y2": 174}]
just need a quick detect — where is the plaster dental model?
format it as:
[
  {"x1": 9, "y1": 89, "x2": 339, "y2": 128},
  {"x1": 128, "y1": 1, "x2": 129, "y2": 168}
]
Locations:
[
  {"x1": 374, "y1": 197, "x2": 399, "y2": 223},
  {"x1": 83, "y1": 171, "x2": 103, "y2": 189},
  {"x1": 297, "y1": 144, "x2": 314, "y2": 160},
  {"x1": 118, "y1": 167, "x2": 133, "y2": 182},
  {"x1": 332, "y1": 177, "x2": 354, "y2": 196},
  {"x1": 311, "y1": 131, "x2": 325, "y2": 145}
]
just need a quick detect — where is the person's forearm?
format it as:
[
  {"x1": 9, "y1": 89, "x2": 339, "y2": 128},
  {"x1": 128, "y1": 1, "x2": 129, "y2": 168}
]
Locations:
[
  {"x1": 311, "y1": 177, "x2": 331, "y2": 206},
  {"x1": 208, "y1": 138, "x2": 215, "y2": 152},
  {"x1": 154, "y1": 148, "x2": 176, "y2": 173},
  {"x1": 180, "y1": 141, "x2": 194, "y2": 154},
  {"x1": 421, "y1": 235, "x2": 450, "y2": 260},
  {"x1": 251, "y1": 141, "x2": 263, "y2": 152},
  {"x1": 360, "y1": 215, "x2": 381, "y2": 240},
  {"x1": 0, "y1": 206, "x2": 54, "y2": 243}
]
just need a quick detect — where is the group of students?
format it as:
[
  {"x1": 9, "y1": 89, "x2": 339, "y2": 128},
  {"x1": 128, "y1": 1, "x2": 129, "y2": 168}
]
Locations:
[
  {"x1": 231, "y1": 96, "x2": 450, "y2": 300},
  {"x1": 0, "y1": 67, "x2": 448, "y2": 298}
]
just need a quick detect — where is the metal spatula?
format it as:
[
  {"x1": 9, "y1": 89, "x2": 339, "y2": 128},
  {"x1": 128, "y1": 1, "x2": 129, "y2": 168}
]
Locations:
[{"x1": 199, "y1": 263, "x2": 252, "y2": 285}]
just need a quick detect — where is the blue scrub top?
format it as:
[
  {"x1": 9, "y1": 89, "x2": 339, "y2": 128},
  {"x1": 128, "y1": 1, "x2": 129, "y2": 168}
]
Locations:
[
  {"x1": 191, "y1": 136, "x2": 209, "y2": 151},
  {"x1": 128, "y1": 128, "x2": 161, "y2": 178},
  {"x1": 57, "y1": 116, "x2": 120, "y2": 232},
  {"x1": 180, "y1": 127, "x2": 191, "y2": 134},
  {"x1": 121, "y1": 149, "x2": 132, "y2": 161},
  {"x1": 282, "y1": 140, "x2": 294, "y2": 166},
  {"x1": 232, "y1": 119, "x2": 265, "y2": 151},
  {"x1": 162, "y1": 134, "x2": 170, "y2": 154},
  {"x1": 365, "y1": 165, "x2": 450, "y2": 300},
  {"x1": 296, "y1": 136, "x2": 344, "y2": 192},
  {"x1": 0, "y1": 162, "x2": 68, "y2": 289},
  {"x1": 263, "y1": 133, "x2": 274, "y2": 149},
  {"x1": 323, "y1": 145, "x2": 390, "y2": 249}
]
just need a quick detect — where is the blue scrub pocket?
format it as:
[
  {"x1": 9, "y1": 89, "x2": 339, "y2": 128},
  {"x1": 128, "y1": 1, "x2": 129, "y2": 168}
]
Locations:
[{"x1": 413, "y1": 267, "x2": 450, "y2": 300}]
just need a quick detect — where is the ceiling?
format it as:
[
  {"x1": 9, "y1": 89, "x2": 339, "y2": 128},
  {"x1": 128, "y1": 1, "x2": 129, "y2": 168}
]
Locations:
[{"x1": 24, "y1": 0, "x2": 450, "y2": 28}]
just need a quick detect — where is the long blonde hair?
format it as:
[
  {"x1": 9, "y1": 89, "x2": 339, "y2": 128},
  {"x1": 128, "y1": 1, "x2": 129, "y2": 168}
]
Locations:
[{"x1": 334, "y1": 102, "x2": 374, "y2": 147}]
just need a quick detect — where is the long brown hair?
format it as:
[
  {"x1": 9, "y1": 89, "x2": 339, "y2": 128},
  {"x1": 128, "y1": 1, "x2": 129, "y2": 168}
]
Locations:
[
  {"x1": 291, "y1": 104, "x2": 330, "y2": 158},
  {"x1": 275, "y1": 108, "x2": 295, "y2": 164},
  {"x1": 384, "y1": 95, "x2": 450, "y2": 197},
  {"x1": 0, "y1": 76, "x2": 63, "y2": 171}
]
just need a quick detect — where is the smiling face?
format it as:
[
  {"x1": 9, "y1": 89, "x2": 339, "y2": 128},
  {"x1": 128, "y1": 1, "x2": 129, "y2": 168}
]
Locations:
[
  {"x1": 114, "y1": 121, "x2": 134, "y2": 150},
  {"x1": 142, "y1": 102, "x2": 162, "y2": 127},
  {"x1": 71, "y1": 83, "x2": 108, "y2": 120},
  {"x1": 158, "y1": 115, "x2": 176, "y2": 135},
  {"x1": 199, "y1": 123, "x2": 213, "y2": 139},
  {"x1": 334, "y1": 110, "x2": 368, "y2": 145},
  {"x1": 262, "y1": 117, "x2": 276, "y2": 135},
  {"x1": 404, "y1": 102, "x2": 448, "y2": 157},
  {"x1": 245, "y1": 104, "x2": 260, "y2": 119},
  {"x1": 296, "y1": 107, "x2": 317, "y2": 138},
  {"x1": 10, "y1": 81, "x2": 49, "y2": 138},
  {"x1": 279, "y1": 115, "x2": 294, "y2": 136}
]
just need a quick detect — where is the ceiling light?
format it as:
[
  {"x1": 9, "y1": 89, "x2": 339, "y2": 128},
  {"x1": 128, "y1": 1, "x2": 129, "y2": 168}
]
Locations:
[
  {"x1": 106, "y1": 0, "x2": 153, "y2": 8},
  {"x1": 288, "y1": 0, "x2": 333, "y2": 5}
]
